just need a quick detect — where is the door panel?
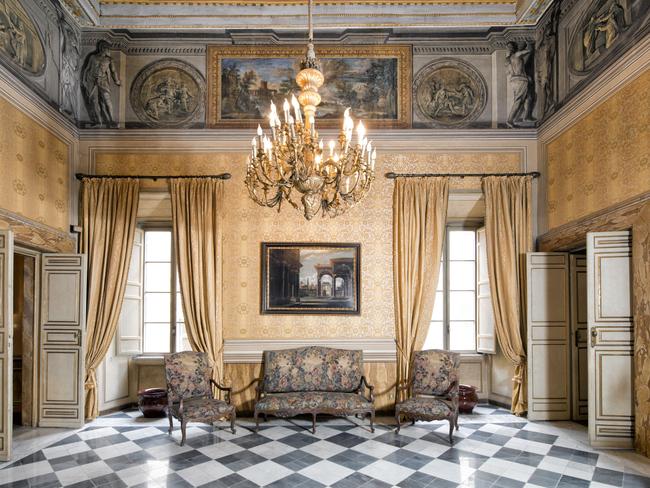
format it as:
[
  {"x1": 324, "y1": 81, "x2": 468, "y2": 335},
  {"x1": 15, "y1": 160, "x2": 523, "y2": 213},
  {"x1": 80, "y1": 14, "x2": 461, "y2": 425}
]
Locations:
[
  {"x1": 0, "y1": 231, "x2": 13, "y2": 461},
  {"x1": 570, "y1": 255, "x2": 588, "y2": 421},
  {"x1": 587, "y1": 231, "x2": 634, "y2": 448},
  {"x1": 526, "y1": 252, "x2": 570, "y2": 420},
  {"x1": 39, "y1": 254, "x2": 86, "y2": 428}
]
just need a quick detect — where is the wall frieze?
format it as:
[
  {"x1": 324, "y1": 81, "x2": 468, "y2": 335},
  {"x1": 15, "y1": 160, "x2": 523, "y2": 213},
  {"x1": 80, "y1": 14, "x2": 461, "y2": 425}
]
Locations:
[{"x1": 0, "y1": 209, "x2": 76, "y2": 253}]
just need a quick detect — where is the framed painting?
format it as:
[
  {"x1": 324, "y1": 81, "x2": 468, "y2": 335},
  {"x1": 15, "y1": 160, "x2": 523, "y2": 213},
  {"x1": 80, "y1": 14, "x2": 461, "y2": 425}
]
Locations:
[
  {"x1": 207, "y1": 44, "x2": 411, "y2": 129},
  {"x1": 261, "y1": 242, "x2": 361, "y2": 315}
]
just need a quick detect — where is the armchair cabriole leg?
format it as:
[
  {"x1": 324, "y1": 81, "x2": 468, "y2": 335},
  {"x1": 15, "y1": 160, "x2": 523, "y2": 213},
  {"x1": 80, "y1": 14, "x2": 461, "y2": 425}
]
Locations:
[
  {"x1": 455, "y1": 412, "x2": 459, "y2": 430},
  {"x1": 311, "y1": 413, "x2": 317, "y2": 434},
  {"x1": 370, "y1": 410, "x2": 375, "y2": 433},
  {"x1": 167, "y1": 412, "x2": 173, "y2": 435},
  {"x1": 230, "y1": 411, "x2": 236, "y2": 434},
  {"x1": 181, "y1": 420, "x2": 187, "y2": 446},
  {"x1": 254, "y1": 411, "x2": 260, "y2": 433},
  {"x1": 395, "y1": 411, "x2": 401, "y2": 433},
  {"x1": 448, "y1": 419, "x2": 454, "y2": 445}
]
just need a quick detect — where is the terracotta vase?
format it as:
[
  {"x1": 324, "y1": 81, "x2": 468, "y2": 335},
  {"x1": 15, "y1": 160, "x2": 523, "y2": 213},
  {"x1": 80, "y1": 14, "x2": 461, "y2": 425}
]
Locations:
[
  {"x1": 138, "y1": 388, "x2": 168, "y2": 418},
  {"x1": 458, "y1": 384, "x2": 479, "y2": 414}
]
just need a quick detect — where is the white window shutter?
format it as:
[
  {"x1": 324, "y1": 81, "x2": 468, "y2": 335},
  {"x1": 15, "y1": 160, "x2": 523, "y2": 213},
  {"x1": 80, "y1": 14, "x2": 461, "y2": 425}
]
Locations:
[
  {"x1": 476, "y1": 227, "x2": 496, "y2": 353},
  {"x1": 117, "y1": 228, "x2": 144, "y2": 355}
]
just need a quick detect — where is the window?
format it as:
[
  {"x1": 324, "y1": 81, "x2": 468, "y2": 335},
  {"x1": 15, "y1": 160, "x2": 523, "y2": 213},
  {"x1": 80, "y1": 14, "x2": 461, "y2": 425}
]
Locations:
[
  {"x1": 142, "y1": 229, "x2": 190, "y2": 353},
  {"x1": 423, "y1": 226, "x2": 478, "y2": 352}
]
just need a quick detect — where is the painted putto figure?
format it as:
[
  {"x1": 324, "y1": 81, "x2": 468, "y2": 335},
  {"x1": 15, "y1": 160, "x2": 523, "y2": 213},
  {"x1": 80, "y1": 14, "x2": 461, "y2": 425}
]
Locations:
[{"x1": 81, "y1": 40, "x2": 121, "y2": 128}]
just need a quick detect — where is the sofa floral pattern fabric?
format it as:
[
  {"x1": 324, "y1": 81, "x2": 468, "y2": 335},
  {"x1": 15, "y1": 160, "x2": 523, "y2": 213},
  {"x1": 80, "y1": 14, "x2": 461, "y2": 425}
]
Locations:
[
  {"x1": 256, "y1": 392, "x2": 372, "y2": 413},
  {"x1": 165, "y1": 351, "x2": 213, "y2": 403},
  {"x1": 262, "y1": 346, "x2": 363, "y2": 393},
  {"x1": 396, "y1": 397, "x2": 453, "y2": 419},
  {"x1": 412, "y1": 349, "x2": 460, "y2": 396}
]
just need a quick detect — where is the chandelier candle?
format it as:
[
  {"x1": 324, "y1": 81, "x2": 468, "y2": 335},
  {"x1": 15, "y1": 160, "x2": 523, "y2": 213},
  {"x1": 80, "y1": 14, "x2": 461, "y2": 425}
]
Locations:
[{"x1": 245, "y1": 0, "x2": 376, "y2": 220}]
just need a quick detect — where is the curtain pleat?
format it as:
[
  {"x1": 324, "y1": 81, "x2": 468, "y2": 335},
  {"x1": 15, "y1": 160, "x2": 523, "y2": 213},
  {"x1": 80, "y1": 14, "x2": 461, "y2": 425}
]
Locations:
[
  {"x1": 393, "y1": 177, "x2": 449, "y2": 402},
  {"x1": 82, "y1": 178, "x2": 139, "y2": 419},
  {"x1": 170, "y1": 178, "x2": 224, "y2": 386},
  {"x1": 482, "y1": 175, "x2": 532, "y2": 416}
]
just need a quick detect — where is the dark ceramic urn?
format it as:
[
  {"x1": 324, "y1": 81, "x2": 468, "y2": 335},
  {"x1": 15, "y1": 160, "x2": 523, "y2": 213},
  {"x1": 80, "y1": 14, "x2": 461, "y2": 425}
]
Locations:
[
  {"x1": 138, "y1": 388, "x2": 168, "y2": 418},
  {"x1": 458, "y1": 384, "x2": 479, "y2": 414}
]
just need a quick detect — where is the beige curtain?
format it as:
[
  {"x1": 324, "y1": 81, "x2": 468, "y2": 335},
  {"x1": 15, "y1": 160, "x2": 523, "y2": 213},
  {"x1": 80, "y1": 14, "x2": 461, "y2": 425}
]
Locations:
[
  {"x1": 393, "y1": 177, "x2": 449, "y2": 402},
  {"x1": 82, "y1": 178, "x2": 139, "y2": 419},
  {"x1": 170, "y1": 178, "x2": 224, "y2": 385},
  {"x1": 482, "y1": 175, "x2": 532, "y2": 416}
]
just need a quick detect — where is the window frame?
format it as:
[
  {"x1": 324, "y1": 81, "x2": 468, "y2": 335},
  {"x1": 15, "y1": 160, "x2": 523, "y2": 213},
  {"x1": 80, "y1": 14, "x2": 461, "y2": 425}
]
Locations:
[
  {"x1": 141, "y1": 224, "x2": 184, "y2": 354},
  {"x1": 434, "y1": 222, "x2": 482, "y2": 353}
]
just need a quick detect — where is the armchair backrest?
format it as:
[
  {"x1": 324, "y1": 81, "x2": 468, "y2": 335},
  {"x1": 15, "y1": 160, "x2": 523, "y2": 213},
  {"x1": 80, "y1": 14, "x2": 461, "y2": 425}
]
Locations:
[
  {"x1": 262, "y1": 346, "x2": 363, "y2": 393},
  {"x1": 411, "y1": 349, "x2": 460, "y2": 396},
  {"x1": 164, "y1": 351, "x2": 212, "y2": 403}
]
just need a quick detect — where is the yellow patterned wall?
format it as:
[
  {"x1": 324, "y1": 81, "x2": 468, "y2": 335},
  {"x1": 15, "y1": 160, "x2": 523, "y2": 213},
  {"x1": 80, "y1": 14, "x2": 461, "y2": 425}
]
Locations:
[
  {"x1": 0, "y1": 96, "x2": 69, "y2": 233},
  {"x1": 547, "y1": 70, "x2": 650, "y2": 230},
  {"x1": 95, "y1": 150, "x2": 520, "y2": 340}
]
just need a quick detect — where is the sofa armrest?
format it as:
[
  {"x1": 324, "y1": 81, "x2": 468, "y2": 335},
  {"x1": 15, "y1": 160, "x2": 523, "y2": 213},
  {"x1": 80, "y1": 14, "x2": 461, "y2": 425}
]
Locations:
[
  {"x1": 357, "y1": 376, "x2": 375, "y2": 403},
  {"x1": 210, "y1": 379, "x2": 232, "y2": 404}
]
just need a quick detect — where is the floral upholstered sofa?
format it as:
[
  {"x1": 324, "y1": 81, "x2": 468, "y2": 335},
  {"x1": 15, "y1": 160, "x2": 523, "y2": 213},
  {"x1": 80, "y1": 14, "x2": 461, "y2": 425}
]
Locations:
[{"x1": 254, "y1": 346, "x2": 375, "y2": 433}]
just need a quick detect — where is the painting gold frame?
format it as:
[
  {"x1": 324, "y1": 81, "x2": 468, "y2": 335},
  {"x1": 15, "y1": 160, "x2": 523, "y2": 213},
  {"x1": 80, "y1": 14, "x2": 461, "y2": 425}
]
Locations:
[{"x1": 207, "y1": 44, "x2": 412, "y2": 129}]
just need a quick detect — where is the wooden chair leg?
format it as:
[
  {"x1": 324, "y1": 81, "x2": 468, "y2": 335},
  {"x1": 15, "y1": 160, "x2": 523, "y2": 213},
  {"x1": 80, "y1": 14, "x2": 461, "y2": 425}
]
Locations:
[
  {"x1": 180, "y1": 420, "x2": 187, "y2": 446},
  {"x1": 167, "y1": 412, "x2": 173, "y2": 435},
  {"x1": 369, "y1": 411, "x2": 375, "y2": 433},
  {"x1": 230, "y1": 411, "x2": 236, "y2": 434},
  {"x1": 395, "y1": 411, "x2": 401, "y2": 433},
  {"x1": 448, "y1": 419, "x2": 454, "y2": 445},
  {"x1": 254, "y1": 411, "x2": 260, "y2": 433},
  {"x1": 455, "y1": 412, "x2": 459, "y2": 431},
  {"x1": 311, "y1": 413, "x2": 317, "y2": 434},
  {"x1": 411, "y1": 419, "x2": 416, "y2": 425}
]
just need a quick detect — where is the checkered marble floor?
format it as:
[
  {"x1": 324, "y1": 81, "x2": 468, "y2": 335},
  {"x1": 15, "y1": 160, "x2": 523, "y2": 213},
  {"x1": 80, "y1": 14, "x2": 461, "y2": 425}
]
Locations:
[{"x1": 2, "y1": 405, "x2": 650, "y2": 488}]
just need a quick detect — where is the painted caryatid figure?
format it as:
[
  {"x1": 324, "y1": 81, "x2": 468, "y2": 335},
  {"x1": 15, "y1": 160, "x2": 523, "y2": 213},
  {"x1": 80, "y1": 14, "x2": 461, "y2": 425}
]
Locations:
[
  {"x1": 535, "y1": 3, "x2": 559, "y2": 121},
  {"x1": 59, "y1": 18, "x2": 79, "y2": 119},
  {"x1": 81, "y1": 40, "x2": 121, "y2": 128},
  {"x1": 506, "y1": 41, "x2": 536, "y2": 128}
]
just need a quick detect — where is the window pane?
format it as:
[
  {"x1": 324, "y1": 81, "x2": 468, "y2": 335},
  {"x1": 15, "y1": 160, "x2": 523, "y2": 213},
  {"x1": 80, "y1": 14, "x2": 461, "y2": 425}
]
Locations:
[
  {"x1": 145, "y1": 263, "x2": 171, "y2": 292},
  {"x1": 424, "y1": 321, "x2": 444, "y2": 350},
  {"x1": 449, "y1": 291, "x2": 475, "y2": 320},
  {"x1": 448, "y1": 230, "x2": 475, "y2": 261},
  {"x1": 145, "y1": 231, "x2": 171, "y2": 261},
  {"x1": 449, "y1": 261, "x2": 475, "y2": 291},
  {"x1": 176, "y1": 322, "x2": 191, "y2": 352},
  {"x1": 431, "y1": 291, "x2": 444, "y2": 321},
  {"x1": 144, "y1": 323, "x2": 170, "y2": 353},
  {"x1": 176, "y1": 292, "x2": 184, "y2": 322},
  {"x1": 144, "y1": 292, "x2": 170, "y2": 322},
  {"x1": 449, "y1": 321, "x2": 476, "y2": 351}
]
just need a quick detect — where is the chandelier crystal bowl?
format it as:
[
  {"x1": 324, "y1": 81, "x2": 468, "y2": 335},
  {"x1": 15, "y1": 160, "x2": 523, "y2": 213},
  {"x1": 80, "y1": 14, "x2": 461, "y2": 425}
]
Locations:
[{"x1": 245, "y1": 1, "x2": 376, "y2": 220}]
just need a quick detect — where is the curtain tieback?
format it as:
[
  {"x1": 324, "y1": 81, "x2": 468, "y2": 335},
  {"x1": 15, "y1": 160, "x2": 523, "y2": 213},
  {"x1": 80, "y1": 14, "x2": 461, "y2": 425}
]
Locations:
[{"x1": 84, "y1": 369, "x2": 97, "y2": 390}]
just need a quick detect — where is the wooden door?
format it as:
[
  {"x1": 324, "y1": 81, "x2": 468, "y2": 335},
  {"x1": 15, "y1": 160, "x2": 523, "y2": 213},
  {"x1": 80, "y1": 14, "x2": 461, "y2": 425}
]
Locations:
[
  {"x1": 0, "y1": 230, "x2": 13, "y2": 461},
  {"x1": 39, "y1": 254, "x2": 86, "y2": 428},
  {"x1": 587, "y1": 231, "x2": 634, "y2": 448},
  {"x1": 570, "y1": 254, "x2": 588, "y2": 421},
  {"x1": 526, "y1": 252, "x2": 571, "y2": 421}
]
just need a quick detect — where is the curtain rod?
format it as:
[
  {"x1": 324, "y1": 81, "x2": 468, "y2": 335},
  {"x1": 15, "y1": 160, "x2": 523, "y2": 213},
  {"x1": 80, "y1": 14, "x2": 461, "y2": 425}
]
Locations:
[
  {"x1": 75, "y1": 173, "x2": 232, "y2": 181},
  {"x1": 385, "y1": 171, "x2": 540, "y2": 179}
]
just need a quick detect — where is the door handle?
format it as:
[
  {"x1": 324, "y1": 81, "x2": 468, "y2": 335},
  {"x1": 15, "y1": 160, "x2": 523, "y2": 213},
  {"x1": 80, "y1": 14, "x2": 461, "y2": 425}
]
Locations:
[{"x1": 590, "y1": 328, "x2": 598, "y2": 347}]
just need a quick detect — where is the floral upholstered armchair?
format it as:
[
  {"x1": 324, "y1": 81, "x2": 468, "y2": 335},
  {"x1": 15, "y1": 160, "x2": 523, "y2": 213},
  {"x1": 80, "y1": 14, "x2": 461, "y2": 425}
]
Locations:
[
  {"x1": 164, "y1": 351, "x2": 236, "y2": 446},
  {"x1": 254, "y1": 346, "x2": 375, "y2": 434},
  {"x1": 395, "y1": 349, "x2": 460, "y2": 444}
]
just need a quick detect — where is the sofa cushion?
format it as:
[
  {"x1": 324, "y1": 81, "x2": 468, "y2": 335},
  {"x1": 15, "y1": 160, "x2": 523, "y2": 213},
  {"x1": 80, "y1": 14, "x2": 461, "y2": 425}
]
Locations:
[
  {"x1": 262, "y1": 346, "x2": 363, "y2": 393},
  {"x1": 170, "y1": 397, "x2": 234, "y2": 420},
  {"x1": 396, "y1": 397, "x2": 453, "y2": 419},
  {"x1": 256, "y1": 392, "x2": 372, "y2": 413},
  {"x1": 412, "y1": 350, "x2": 460, "y2": 396}
]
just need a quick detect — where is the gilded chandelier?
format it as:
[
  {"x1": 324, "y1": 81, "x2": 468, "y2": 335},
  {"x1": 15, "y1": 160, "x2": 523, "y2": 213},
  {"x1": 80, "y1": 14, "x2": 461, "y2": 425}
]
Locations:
[{"x1": 245, "y1": 0, "x2": 376, "y2": 220}]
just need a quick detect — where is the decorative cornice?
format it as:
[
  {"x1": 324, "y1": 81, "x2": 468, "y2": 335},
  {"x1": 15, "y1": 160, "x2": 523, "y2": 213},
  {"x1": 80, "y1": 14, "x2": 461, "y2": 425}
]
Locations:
[
  {"x1": 223, "y1": 339, "x2": 397, "y2": 363},
  {"x1": 0, "y1": 209, "x2": 76, "y2": 253}
]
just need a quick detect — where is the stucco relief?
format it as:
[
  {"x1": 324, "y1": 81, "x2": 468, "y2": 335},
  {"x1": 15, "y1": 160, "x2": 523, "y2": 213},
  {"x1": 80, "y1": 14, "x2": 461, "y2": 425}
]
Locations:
[
  {"x1": 413, "y1": 58, "x2": 487, "y2": 128},
  {"x1": 130, "y1": 59, "x2": 205, "y2": 128},
  {"x1": 546, "y1": 69, "x2": 650, "y2": 229},
  {"x1": 0, "y1": 0, "x2": 45, "y2": 76}
]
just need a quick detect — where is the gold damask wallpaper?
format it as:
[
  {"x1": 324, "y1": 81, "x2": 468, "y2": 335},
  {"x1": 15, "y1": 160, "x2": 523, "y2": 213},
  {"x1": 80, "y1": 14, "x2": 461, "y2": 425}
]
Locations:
[
  {"x1": 547, "y1": 70, "x2": 650, "y2": 230},
  {"x1": 95, "y1": 150, "x2": 520, "y2": 339},
  {"x1": 0, "y1": 96, "x2": 70, "y2": 234}
]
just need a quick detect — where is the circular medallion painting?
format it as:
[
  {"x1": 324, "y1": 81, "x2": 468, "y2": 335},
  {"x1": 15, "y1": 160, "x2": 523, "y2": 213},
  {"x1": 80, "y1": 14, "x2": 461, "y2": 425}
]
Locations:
[
  {"x1": 413, "y1": 59, "x2": 487, "y2": 128},
  {"x1": 130, "y1": 59, "x2": 205, "y2": 127}
]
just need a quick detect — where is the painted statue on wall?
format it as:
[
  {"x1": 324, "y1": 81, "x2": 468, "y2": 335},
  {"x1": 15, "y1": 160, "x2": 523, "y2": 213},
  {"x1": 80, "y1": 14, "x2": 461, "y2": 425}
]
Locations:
[
  {"x1": 413, "y1": 58, "x2": 487, "y2": 128},
  {"x1": 535, "y1": 2, "x2": 560, "y2": 121},
  {"x1": 506, "y1": 41, "x2": 536, "y2": 128},
  {"x1": 130, "y1": 59, "x2": 205, "y2": 128},
  {"x1": 0, "y1": 0, "x2": 45, "y2": 76},
  {"x1": 59, "y1": 16, "x2": 79, "y2": 119},
  {"x1": 81, "y1": 40, "x2": 121, "y2": 128}
]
